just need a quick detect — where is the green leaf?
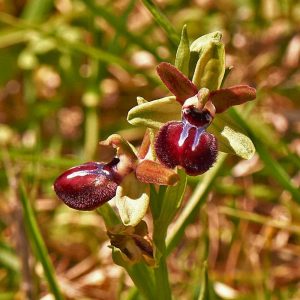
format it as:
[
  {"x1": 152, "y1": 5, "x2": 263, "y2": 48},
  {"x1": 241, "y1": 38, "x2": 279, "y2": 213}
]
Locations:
[
  {"x1": 127, "y1": 96, "x2": 181, "y2": 129},
  {"x1": 175, "y1": 25, "x2": 190, "y2": 76},
  {"x1": 115, "y1": 173, "x2": 150, "y2": 226},
  {"x1": 198, "y1": 261, "x2": 209, "y2": 300},
  {"x1": 221, "y1": 66, "x2": 233, "y2": 87},
  {"x1": 192, "y1": 41, "x2": 225, "y2": 90}
]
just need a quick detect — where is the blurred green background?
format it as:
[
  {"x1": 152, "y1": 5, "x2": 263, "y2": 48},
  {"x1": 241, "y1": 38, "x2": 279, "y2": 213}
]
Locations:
[{"x1": 0, "y1": 0, "x2": 300, "y2": 299}]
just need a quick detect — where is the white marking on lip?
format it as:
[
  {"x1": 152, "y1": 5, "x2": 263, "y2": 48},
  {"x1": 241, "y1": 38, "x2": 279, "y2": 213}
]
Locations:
[
  {"x1": 66, "y1": 171, "x2": 89, "y2": 179},
  {"x1": 192, "y1": 127, "x2": 204, "y2": 151},
  {"x1": 178, "y1": 122, "x2": 190, "y2": 147},
  {"x1": 102, "y1": 169, "x2": 110, "y2": 176}
]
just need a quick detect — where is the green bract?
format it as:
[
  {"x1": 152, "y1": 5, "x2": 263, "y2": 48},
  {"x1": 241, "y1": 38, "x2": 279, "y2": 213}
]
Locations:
[{"x1": 115, "y1": 173, "x2": 150, "y2": 227}]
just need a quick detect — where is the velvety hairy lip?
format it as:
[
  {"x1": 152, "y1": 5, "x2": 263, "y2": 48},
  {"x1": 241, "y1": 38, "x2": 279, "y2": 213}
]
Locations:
[
  {"x1": 54, "y1": 160, "x2": 120, "y2": 210},
  {"x1": 155, "y1": 120, "x2": 218, "y2": 176}
]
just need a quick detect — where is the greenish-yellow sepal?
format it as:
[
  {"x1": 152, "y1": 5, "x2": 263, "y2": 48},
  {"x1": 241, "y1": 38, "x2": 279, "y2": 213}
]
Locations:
[
  {"x1": 127, "y1": 96, "x2": 181, "y2": 129},
  {"x1": 208, "y1": 122, "x2": 255, "y2": 160},
  {"x1": 221, "y1": 126, "x2": 255, "y2": 159}
]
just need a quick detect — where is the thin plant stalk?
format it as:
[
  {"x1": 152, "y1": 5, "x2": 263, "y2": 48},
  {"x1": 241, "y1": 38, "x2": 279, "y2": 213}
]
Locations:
[{"x1": 84, "y1": 106, "x2": 99, "y2": 161}]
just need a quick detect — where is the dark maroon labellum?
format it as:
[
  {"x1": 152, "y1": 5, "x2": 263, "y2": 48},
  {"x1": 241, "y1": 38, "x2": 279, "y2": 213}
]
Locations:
[
  {"x1": 155, "y1": 120, "x2": 218, "y2": 176},
  {"x1": 54, "y1": 158, "x2": 121, "y2": 210}
]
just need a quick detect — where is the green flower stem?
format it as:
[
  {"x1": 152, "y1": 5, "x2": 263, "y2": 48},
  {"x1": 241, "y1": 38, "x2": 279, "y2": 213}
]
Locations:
[
  {"x1": 152, "y1": 220, "x2": 172, "y2": 299},
  {"x1": 125, "y1": 263, "x2": 156, "y2": 300},
  {"x1": 154, "y1": 252, "x2": 172, "y2": 300},
  {"x1": 19, "y1": 183, "x2": 64, "y2": 300},
  {"x1": 150, "y1": 171, "x2": 187, "y2": 299},
  {"x1": 166, "y1": 153, "x2": 227, "y2": 255},
  {"x1": 153, "y1": 222, "x2": 172, "y2": 299}
]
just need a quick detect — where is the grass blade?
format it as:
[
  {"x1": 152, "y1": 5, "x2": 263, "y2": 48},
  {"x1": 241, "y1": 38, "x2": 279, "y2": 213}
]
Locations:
[
  {"x1": 228, "y1": 108, "x2": 300, "y2": 203},
  {"x1": 0, "y1": 246, "x2": 19, "y2": 273},
  {"x1": 21, "y1": 0, "x2": 53, "y2": 23},
  {"x1": 0, "y1": 12, "x2": 135, "y2": 72},
  {"x1": 84, "y1": 0, "x2": 162, "y2": 61},
  {"x1": 0, "y1": 29, "x2": 28, "y2": 48},
  {"x1": 19, "y1": 183, "x2": 64, "y2": 300},
  {"x1": 141, "y1": 0, "x2": 179, "y2": 47}
]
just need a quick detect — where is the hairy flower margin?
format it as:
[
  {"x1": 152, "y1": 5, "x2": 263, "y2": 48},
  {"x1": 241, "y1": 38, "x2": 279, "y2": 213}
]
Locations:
[{"x1": 54, "y1": 28, "x2": 256, "y2": 260}]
